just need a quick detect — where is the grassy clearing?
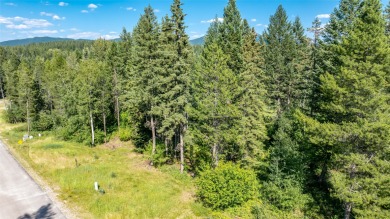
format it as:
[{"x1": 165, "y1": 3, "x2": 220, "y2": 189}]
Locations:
[{"x1": 0, "y1": 100, "x2": 209, "y2": 218}]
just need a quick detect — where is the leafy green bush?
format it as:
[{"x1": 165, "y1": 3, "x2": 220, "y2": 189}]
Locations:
[
  {"x1": 262, "y1": 179, "x2": 308, "y2": 211},
  {"x1": 119, "y1": 127, "x2": 132, "y2": 141},
  {"x1": 33, "y1": 111, "x2": 53, "y2": 131},
  {"x1": 145, "y1": 141, "x2": 169, "y2": 166},
  {"x1": 196, "y1": 163, "x2": 259, "y2": 210}
]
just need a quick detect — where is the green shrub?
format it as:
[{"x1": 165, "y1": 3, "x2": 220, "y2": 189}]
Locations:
[
  {"x1": 262, "y1": 179, "x2": 308, "y2": 211},
  {"x1": 196, "y1": 163, "x2": 259, "y2": 210},
  {"x1": 119, "y1": 127, "x2": 132, "y2": 141},
  {"x1": 32, "y1": 111, "x2": 53, "y2": 131},
  {"x1": 144, "y1": 141, "x2": 169, "y2": 166}
]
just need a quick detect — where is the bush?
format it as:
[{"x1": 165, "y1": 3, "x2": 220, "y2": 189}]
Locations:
[
  {"x1": 262, "y1": 179, "x2": 308, "y2": 211},
  {"x1": 196, "y1": 163, "x2": 259, "y2": 210},
  {"x1": 33, "y1": 111, "x2": 54, "y2": 131},
  {"x1": 119, "y1": 127, "x2": 132, "y2": 141}
]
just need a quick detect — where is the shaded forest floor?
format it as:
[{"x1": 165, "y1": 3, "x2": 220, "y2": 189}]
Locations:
[{"x1": 0, "y1": 100, "x2": 210, "y2": 218}]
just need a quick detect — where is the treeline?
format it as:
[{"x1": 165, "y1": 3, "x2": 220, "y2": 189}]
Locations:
[{"x1": 0, "y1": 0, "x2": 389, "y2": 218}]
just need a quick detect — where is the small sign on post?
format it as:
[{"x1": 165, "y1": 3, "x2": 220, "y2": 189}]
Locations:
[{"x1": 94, "y1": 182, "x2": 99, "y2": 191}]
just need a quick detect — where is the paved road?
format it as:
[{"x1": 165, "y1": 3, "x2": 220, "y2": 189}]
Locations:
[{"x1": 0, "y1": 140, "x2": 65, "y2": 219}]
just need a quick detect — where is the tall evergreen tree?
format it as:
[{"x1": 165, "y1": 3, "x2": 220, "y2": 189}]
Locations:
[
  {"x1": 308, "y1": 17, "x2": 324, "y2": 114},
  {"x1": 385, "y1": 1, "x2": 390, "y2": 36},
  {"x1": 130, "y1": 5, "x2": 160, "y2": 155},
  {"x1": 291, "y1": 17, "x2": 311, "y2": 111},
  {"x1": 0, "y1": 47, "x2": 6, "y2": 99},
  {"x1": 262, "y1": 5, "x2": 296, "y2": 112},
  {"x1": 320, "y1": 0, "x2": 361, "y2": 77},
  {"x1": 156, "y1": 15, "x2": 176, "y2": 155},
  {"x1": 193, "y1": 42, "x2": 240, "y2": 167},
  {"x1": 17, "y1": 60, "x2": 36, "y2": 135},
  {"x1": 218, "y1": 0, "x2": 245, "y2": 74},
  {"x1": 169, "y1": 0, "x2": 192, "y2": 173},
  {"x1": 2, "y1": 53, "x2": 21, "y2": 122},
  {"x1": 301, "y1": 0, "x2": 390, "y2": 217},
  {"x1": 237, "y1": 28, "x2": 269, "y2": 168}
]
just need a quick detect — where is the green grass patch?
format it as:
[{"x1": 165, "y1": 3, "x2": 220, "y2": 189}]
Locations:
[
  {"x1": 0, "y1": 100, "x2": 209, "y2": 218},
  {"x1": 42, "y1": 143, "x2": 64, "y2": 150}
]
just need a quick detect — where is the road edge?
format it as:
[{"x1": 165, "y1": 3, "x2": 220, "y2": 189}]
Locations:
[{"x1": 0, "y1": 138, "x2": 77, "y2": 219}]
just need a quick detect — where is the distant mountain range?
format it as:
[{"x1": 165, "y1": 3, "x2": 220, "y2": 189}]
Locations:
[{"x1": 0, "y1": 36, "x2": 205, "y2": 47}]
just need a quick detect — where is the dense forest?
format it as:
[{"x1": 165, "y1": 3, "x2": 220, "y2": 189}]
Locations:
[{"x1": 0, "y1": 0, "x2": 389, "y2": 218}]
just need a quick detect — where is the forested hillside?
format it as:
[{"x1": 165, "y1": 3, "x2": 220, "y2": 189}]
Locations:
[{"x1": 0, "y1": 0, "x2": 389, "y2": 218}]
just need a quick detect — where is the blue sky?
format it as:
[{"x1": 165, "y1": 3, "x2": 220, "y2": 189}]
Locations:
[{"x1": 0, "y1": 0, "x2": 388, "y2": 42}]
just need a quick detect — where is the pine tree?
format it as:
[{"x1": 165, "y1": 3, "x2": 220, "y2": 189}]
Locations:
[
  {"x1": 17, "y1": 60, "x2": 36, "y2": 135},
  {"x1": 2, "y1": 53, "x2": 21, "y2": 122},
  {"x1": 193, "y1": 42, "x2": 240, "y2": 167},
  {"x1": 218, "y1": 0, "x2": 244, "y2": 74},
  {"x1": 0, "y1": 47, "x2": 6, "y2": 99},
  {"x1": 320, "y1": 0, "x2": 361, "y2": 77},
  {"x1": 203, "y1": 16, "x2": 221, "y2": 47},
  {"x1": 107, "y1": 42, "x2": 123, "y2": 130},
  {"x1": 262, "y1": 5, "x2": 296, "y2": 112},
  {"x1": 130, "y1": 5, "x2": 160, "y2": 155},
  {"x1": 237, "y1": 28, "x2": 269, "y2": 168},
  {"x1": 308, "y1": 17, "x2": 324, "y2": 115},
  {"x1": 291, "y1": 17, "x2": 311, "y2": 111},
  {"x1": 385, "y1": 1, "x2": 390, "y2": 36},
  {"x1": 170, "y1": 0, "x2": 192, "y2": 173},
  {"x1": 156, "y1": 15, "x2": 176, "y2": 155},
  {"x1": 301, "y1": 0, "x2": 390, "y2": 217}
]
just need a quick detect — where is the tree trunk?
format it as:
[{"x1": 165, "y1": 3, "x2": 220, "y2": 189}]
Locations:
[
  {"x1": 113, "y1": 69, "x2": 120, "y2": 129},
  {"x1": 0, "y1": 78, "x2": 4, "y2": 99},
  {"x1": 90, "y1": 111, "x2": 95, "y2": 146},
  {"x1": 344, "y1": 202, "x2": 352, "y2": 219},
  {"x1": 103, "y1": 112, "x2": 107, "y2": 143},
  {"x1": 26, "y1": 99, "x2": 30, "y2": 136},
  {"x1": 180, "y1": 128, "x2": 184, "y2": 174},
  {"x1": 151, "y1": 116, "x2": 156, "y2": 155},
  {"x1": 212, "y1": 142, "x2": 219, "y2": 167},
  {"x1": 165, "y1": 138, "x2": 169, "y2": 156}
]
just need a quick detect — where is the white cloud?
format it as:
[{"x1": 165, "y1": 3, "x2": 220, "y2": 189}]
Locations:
[
  {"x1": 40, "y1": 12, "x2": 53, "y2": 16},
  {"x1": 109, "y1": 31, "x2": 117, "y2": 34},
  {"x1": 29, "y1": 29, "x2": 58, "y2": 34},
  {"x1": 100, "y1": 34, "x2": 118, "y2": 40},
  {"x1": 256, "y1": 23, "x2": 268, "y2": 28},
  {"x1": 201, "y1": 17, "x2": 223, "y2": 23},
  {"x1": 316, "y1": 14, "x2": 330, "y2": 19},
  {"x1": 154, "y1": 9, "x2": 160, "y2": 13},
  {"x1": 251, "y1": 18, "x2": 256, "y2": 22},
  {"x1": 70, "y1": 28, "x2": 79, "y2": 31},
  {"x1": 0, "y1": 16, "x2": 52, "y2": 29},
  {"x1": 67, "y1": 31, "x2": 100, "y2": 39},
  {"x1": 60, "y1": 29, "x2": 65, "y2": 32},
  {"x1": 6, "y1": 24, "x2": 28, "y2": 29},
  {"x1": 81, "y1": 10, "x2": 89, "y2": 13},
  {"x1": 40, "y1": 12, "x2": 64, "y2": 20},
  {"x1": 190, "y1": 34, "x2": 204, "y2": 40},
  {"x1": 58, "y1": 2, "x2": 68, "y2": 6},
  {"x1": 5, "y1": 3, "x2": 17, "y2": 6},
  {"x1": 88, "y1": 3, "x2": 98, "y2": 10},
  {"x1": 0, "y1": 17, "x2": 13, "y2": 24},
  {"x1": 67, "y1": 31, "x2": 119, "y2": 40},
  {"x1": 126, "y1": 7, "x2": 136, "y2": 11}
]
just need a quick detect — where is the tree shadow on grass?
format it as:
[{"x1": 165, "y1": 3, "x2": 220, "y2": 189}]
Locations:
[{"x1": 17, "y1": 203, "x2": 56, "y2": 219}]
